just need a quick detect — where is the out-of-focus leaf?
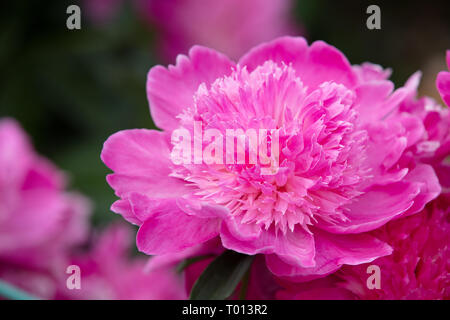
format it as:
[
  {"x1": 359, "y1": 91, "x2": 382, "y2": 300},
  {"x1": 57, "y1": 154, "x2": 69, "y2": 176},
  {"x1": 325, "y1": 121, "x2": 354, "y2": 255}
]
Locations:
[
  {"x1": 190, "y1": 251, "x2": 254, "y2": 300},
  {"x1": 176, "y1": 254, "x2": 213, "y2": 274}
]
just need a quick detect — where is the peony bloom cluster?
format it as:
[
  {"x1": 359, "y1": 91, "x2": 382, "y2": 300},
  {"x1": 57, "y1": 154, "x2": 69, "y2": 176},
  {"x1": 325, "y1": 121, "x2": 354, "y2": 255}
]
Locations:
[
  {"x1": 102, "y1": 36, "x2": 447, "y2": 286},
  {"x1": 138, "y1": 0, "x2": 300, "y2": 61},
  {"x1": 271, "y1": 50, "x2": 450, "y2": 300},
  {"x1": 0, "y1": 119, "x2": 184, "y2": 300},
  {"x1": 337, "y1": 194, "x2": 450, "y2": 300},
  {"x1": 277, "y1": 194, "x2": 449, "y2": 300}
]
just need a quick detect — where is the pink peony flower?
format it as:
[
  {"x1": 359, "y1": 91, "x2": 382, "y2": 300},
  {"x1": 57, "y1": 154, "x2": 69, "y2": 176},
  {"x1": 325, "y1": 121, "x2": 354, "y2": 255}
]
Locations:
[
  {"x1": 140, "y1": 0, "x2": 300, "y2": 61},
  {"x1": 276, "y1": 196, "x2": 449, "y2": 300},
  {"x1": 0, "y1": 118, "x2": 90, "y2": 271},
  {"x1": 437, "y1": 50, "x2": 450, "y2": 107},
  {"x1": 102, "y1": 37, "x2": 443, "y2": 282},
  {"x1": 336, "y1": 194, "x2": 449, "y2": 300},
  {"x1": 0, "y1": 119, "x2": 185, "y2": 300},
  {"x1": 0, "y1": 118, "x2": 90, "y2": 298},
  {"x1": 59, "y1": 223, "x2": 186, "y2": 300}
]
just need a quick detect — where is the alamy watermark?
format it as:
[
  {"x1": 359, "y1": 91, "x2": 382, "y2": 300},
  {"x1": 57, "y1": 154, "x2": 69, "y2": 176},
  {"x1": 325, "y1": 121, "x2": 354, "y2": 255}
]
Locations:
[
  {"x1": 170, "y1": 121, "x2": 280, "y2": 175},
  {"x1": 366, "y1": 265, "x2": 381, "y2": 289},
  {"x1": 66, "y1": 5, "x2": 81, "y2": 30},
  {"x1": 66, "y1": 265, "x2": 81, "y2": 290},
  {"x1": 366, "y1": 5, "x2": 381, "y2": 30}
]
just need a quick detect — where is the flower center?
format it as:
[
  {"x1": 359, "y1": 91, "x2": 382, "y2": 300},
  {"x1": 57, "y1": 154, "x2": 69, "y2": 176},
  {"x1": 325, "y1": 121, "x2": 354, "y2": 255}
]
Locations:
[{"x1": 170, "y1": 61, "x2": 370, "y2": 233}]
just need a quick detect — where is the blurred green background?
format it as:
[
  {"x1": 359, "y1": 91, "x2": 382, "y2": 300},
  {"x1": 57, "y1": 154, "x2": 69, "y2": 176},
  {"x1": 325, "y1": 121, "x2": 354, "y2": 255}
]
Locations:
[{"x1": 0, "y1": 0, "x2": 449, "y2": 227}]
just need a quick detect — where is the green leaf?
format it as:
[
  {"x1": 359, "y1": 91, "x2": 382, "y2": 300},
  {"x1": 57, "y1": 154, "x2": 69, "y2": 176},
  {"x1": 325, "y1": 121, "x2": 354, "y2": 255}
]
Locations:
[
  {"x1": 238, "y1": 269, "x2": 251, "y2": 300},
  {"x1": 176, "y1": 254, "x2": 213, "y2": 274},
  {"x1": 189, "y1": 251, "x2": 254, "y2": 300}
]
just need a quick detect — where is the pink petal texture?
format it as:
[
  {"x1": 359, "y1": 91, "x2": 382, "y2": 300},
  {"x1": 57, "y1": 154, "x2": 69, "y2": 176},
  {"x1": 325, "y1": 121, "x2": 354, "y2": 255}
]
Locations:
[
  {"x1": 136, "y1": 200, "x2": 221, "y2": 255},
  {"x1": 147, "y1": 46, "x2": 235, "y2": 131},
  {"x1": 265, "y1": 230, "x2": 392, "y2": 282},
  {"x1": 239, "y1": 37, "x2": 358, "y2": 90},
  {"x1": 102, "y1": 37, "x2": 449, "y2": 282},
  {"x1": 221, "y1": 224, "x2": 316, "y2": 268},
  {"x1": 102, "y1": 129, "x2": 188, "y2": 199}
]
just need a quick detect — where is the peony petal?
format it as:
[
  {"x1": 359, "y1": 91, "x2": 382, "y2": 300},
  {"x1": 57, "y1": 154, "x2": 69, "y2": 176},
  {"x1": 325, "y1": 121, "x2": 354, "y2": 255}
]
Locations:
[
  {"x1": 0, "y1": 118, "x2": 34, "y2": 188},
  {"x1": 111, "y1": 199, "x2": 142, "y2": 225},
  {"x1": 400, "y1": 164, "x2": 441, "y2": 217},
  {"x1": 239, "y1": 36, "x2": 357, "y2": 91},
  {"x1": 101, "y1": 129, "x2": 188, "y2": 198},
  {"x1": 436, "y1": 50, "x2": 450, "y2": 107},
  {"x1": 136, "y1": 201, "x2": 221, "y2": 255},
  {"x1": 354, "y1": 81, "x2": 394, "y2": 124},
  {"x1": 0, "y1": 189, "x2": 66, "y2": 253},
  {"x1": 317, "y1": 180, "x2": 420, "y2": 234},
  {"x1": 222, "y1": 216, "x2": 262, "y2": 241},
  {"x1": 437, "y1": 71, "x2": 450, "y2": 107},
  {"x1": 352, "y1": 62, "x2": 392, "y2": 83},
  {"x1": 266, "y1": 230, "x2": 392, "y2": 282},
  {"x1": 145, "y1": 238, "x2": 223, "y2": 273},
  {"x1": 362, "y1": 120, "x2": 409, "y2": 186},
  {"x1": 147, "y1": 46, "x2": 235, "y2": 130},
  {"x1": 220, "y1": 224, "x2": 316, "y2": 268}
]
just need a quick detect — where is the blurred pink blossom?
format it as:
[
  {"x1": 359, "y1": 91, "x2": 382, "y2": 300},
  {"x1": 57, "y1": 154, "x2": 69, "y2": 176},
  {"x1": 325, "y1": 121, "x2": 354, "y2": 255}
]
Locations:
[
  {"x1": 0, "y1": 119, "x2": 183, "y2": 300},
  {"x1": 0, "y1": 118, "x2": 90, "y2": 271},
  {"x1": 140, "y1": 0, "x2": 300, "y2": 61},
  {"x1": 0, "y1": 118, "x2": 90, "y2": 298},
  {"x1": 60, "y1": 223, "x2": 186, "y2": 300}
]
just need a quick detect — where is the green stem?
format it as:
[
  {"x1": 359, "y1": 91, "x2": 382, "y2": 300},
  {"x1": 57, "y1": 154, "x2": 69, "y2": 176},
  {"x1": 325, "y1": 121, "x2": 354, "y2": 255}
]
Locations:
[
  {"x1": 0, "y1": 280, "x2": 40, "y2": 300},
  {"x1": 239, "y1": 268, "x2": 251, "y2": 300}
]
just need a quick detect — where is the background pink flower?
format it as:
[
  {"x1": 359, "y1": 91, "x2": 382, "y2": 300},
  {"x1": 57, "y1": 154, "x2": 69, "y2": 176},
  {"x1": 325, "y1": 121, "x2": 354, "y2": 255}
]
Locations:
[
  {"x1": 139, "y1": 0, "x2": 300, "y2": 61},
  {"x1": 59, "y1": 223, "x2": 186, "y2": 300},
  {"x1": 336, "y1": 194, "x2": 450, "y2": 300},
  {"x1": 102, "y1": 37, "x2": 444, "y2": 283},
  {"x1": 0, "y1": 118, "x2": 90, "y2": 298},
  {"x1": 275, "y1": 196, "x2": 449, "y2": 300},
  {"x1": 0, "y1": 119, "x2": 183, "y2": 300},
  {"x1": 0, "y1": 118, "x2": 90, "y2": 271}
]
